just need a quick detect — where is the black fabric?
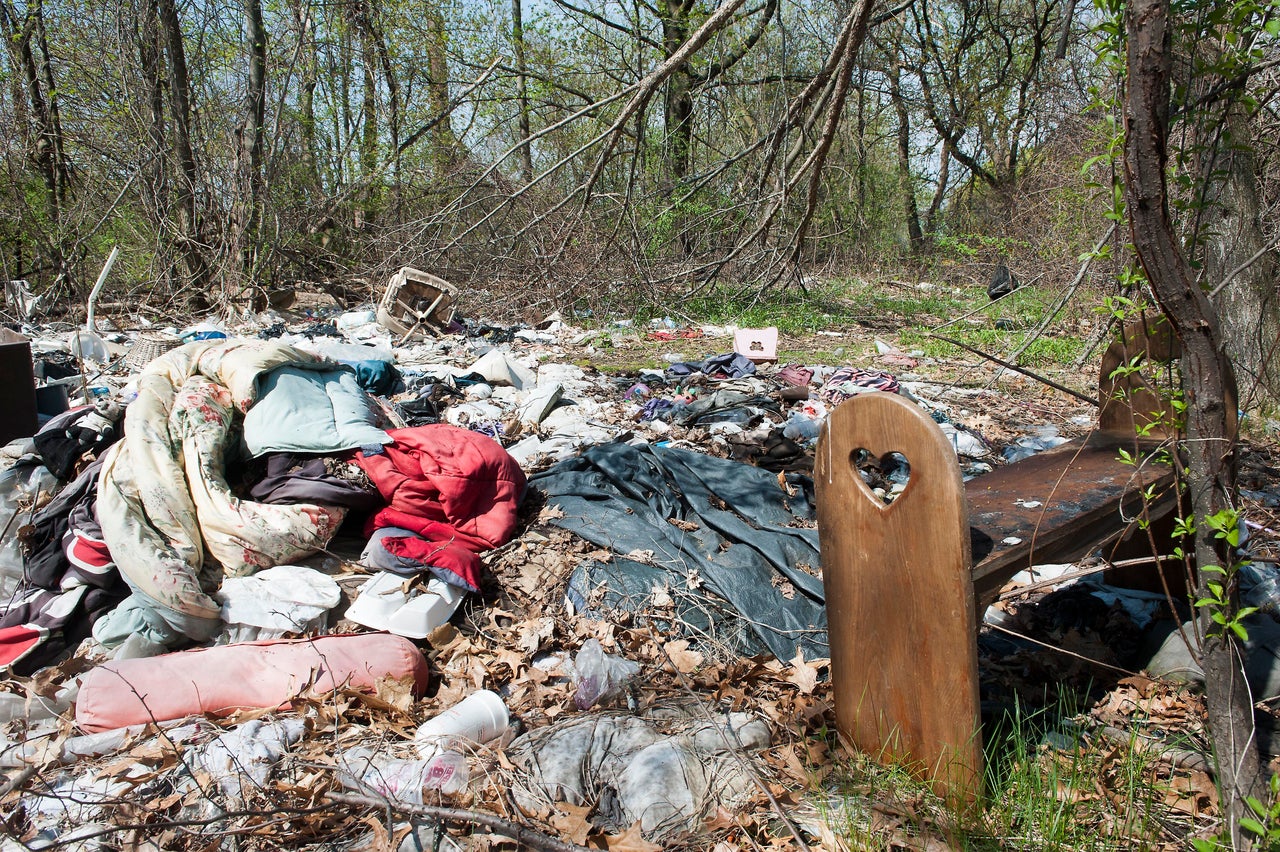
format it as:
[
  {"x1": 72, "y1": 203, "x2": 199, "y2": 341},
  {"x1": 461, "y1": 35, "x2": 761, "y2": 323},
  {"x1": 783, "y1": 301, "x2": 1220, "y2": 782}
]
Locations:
[
  {"x1": 2, "y1": 457, "x2": 128, "y2": 674},
  {"x1": 672, "y1": 390, "x2": 780, "y2": 426},
  {"x1": 247, "y1": 453, "x2": 383, "y2": 511},
  {"x1": 33, "y1": 407, "x2": 120, "y2": 481},
  {"x1": 20, "y1": 458, "x2": 105, "y2": 589},
  {"x1": 530, "y1": 442, "x2": 827, "y2": 661}
]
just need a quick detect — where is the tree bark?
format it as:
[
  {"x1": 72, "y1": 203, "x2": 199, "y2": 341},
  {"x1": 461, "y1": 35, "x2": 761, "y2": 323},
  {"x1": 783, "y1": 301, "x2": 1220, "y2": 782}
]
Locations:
[
  {"x1": 1202, "y1": 104, "x2": 1280, "y2": 407},
  {"x1": 425, "y1": 3, "x2": 457, "y2": 174},
  {"x1": 156, "y1": 0, "x2": 209, "y2": 291},
  {"x1": 138, "y1": 0, "x2": 169, "y2": 221},
  {"x1": 1124, "y1": 0, "x2": 1264, "y2": 845},
  {"x1": 888, "y1": 53, "x2": 924, "y2": 253},
  {"x1": 232, "y1": 0, "x2": 268, "y2": 286},
  {"x1": 662, "y1": 0, "x2": 694, "y2": 183}
]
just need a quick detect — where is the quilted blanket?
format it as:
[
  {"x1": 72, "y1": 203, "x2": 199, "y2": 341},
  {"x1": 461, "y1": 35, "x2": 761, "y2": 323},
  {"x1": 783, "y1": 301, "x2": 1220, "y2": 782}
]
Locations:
[{"x1": 96, "y1": 341, "x2": 347, "y2": 632}]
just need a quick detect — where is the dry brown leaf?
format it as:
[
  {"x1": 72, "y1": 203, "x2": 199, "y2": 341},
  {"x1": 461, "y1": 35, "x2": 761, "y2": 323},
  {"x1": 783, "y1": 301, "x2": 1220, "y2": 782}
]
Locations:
[
  {"x1": 702, "y1": 806, "x2": 737, "y2": 832},
  {"x1": 495, "y1": 648, "x2": 527, "y2": 677},
  {"x1": 353, "y1": 813, "x2": 394, "y2": 852},
  {"x1": 816, "y1": 820, "x2": 852, "y2": 852},
  {"x1": 550, "y1": 802, "x2": 594, "y2": 845},
  {"x1": 604, "y1": 821, "x2": 662, "y2": 852},
  {"x1": 517, "y1": 617, "x2": 557, "y2": 654},
  {"x1": 1163, "y1": 770, "x2": 1217, "y2": 815},
  {"x1": 372, "y1": 675, "x2": 417, "y2": 712},
  {"x1": 664, "y1": 639, "x2": 704, "y2": 674},
  {"x1": 786, "y1": 648, "x2": 821, "y2": 695}
]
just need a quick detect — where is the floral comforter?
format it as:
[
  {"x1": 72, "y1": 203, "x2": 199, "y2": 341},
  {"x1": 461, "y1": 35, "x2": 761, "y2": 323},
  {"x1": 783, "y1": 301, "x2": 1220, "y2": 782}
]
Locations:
[{"x1": 97, "y1": 341, "x2": 347, "y2": 626}]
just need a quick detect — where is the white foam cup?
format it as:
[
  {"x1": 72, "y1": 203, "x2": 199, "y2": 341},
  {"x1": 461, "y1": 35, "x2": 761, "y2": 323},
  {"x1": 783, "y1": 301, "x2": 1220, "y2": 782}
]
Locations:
[{"x1": 414, "y1": 689, "x2": 509, "y2": 756}]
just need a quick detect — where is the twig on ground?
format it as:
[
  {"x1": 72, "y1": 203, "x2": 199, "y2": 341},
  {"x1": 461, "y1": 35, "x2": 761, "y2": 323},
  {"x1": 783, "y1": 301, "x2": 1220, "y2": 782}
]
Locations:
[
  {"x1": 325, "y1": 791, "x2": 591, "y2": 852},
  {"x1": 0, "y1": 765, "x2": 36, "y2": 797}
]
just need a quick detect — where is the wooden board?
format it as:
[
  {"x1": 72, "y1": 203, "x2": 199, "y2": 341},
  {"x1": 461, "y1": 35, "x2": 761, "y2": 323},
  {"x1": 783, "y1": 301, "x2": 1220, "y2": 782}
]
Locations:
[
  {"x1": 967, "y1": 432, "x2": 1178, "y2": 609},
  {"x1": 816, "y1": 392, "x2": 983, "y2": 806}
]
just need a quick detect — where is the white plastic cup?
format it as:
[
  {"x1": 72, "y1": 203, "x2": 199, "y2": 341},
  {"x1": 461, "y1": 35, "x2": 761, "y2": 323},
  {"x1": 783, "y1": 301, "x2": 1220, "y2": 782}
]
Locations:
[{"x1": 413, "y1": 690, "x2": 509, "y2": 756}]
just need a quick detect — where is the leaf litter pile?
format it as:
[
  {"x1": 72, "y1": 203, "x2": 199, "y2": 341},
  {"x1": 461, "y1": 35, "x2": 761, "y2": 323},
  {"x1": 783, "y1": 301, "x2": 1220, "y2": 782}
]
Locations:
[{"x1": 3, "y1": 326, "x2": 1280, "y2": 851}]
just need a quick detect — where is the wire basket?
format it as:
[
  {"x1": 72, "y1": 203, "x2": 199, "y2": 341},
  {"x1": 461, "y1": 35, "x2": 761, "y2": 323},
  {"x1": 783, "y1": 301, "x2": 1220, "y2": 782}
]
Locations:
[{"x1": 125, "y1": 332, "x2": 182, "y2": 372}]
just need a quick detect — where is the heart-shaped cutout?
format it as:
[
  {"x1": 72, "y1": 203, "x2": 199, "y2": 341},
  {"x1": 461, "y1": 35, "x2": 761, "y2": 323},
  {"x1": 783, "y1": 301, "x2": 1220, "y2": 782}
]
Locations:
[{"x1": 851, "y1": 449, "x2": 912, "y2": 506}]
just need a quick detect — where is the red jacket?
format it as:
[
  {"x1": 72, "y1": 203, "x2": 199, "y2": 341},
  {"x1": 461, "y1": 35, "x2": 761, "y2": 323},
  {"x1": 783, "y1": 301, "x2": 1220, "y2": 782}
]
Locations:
[{"x1": 352, "y1": 425, "x2": 526, "y2": 590}]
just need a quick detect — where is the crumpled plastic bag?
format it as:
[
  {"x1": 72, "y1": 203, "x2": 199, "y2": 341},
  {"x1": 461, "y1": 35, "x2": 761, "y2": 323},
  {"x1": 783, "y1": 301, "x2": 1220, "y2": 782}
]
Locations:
[
  {"x1": 214, "y1": 564, "x2": 341, "y2": 643},
  {"x1": 187, "y1": 717, "x2": 307, "y2": 798},
  {"x1": 564, "y1": 638, "x2": 640, "y2": 710},
  {"x1": 509, "y1": 709, "x2": 771, "y2": 840}
]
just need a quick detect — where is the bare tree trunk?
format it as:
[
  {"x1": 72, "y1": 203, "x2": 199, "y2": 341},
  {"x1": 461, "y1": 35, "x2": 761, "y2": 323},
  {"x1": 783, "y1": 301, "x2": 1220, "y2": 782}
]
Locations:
[
  {"x1": 289, "y1": 0, "x2": 322, "y2": 193},
  {"x1": 1202, "y1": 104, "x2": 1280, "y2": 407},
  {"x1": 888, "y1": 53, "x2": 924, "y2": 253},
  {"x1": 1124, "y1": 0, "x2": 1263, "y2": 846},
  {"x1": 0, "y1": 0, "x2": 71, "y2": 289},
  {"x1": 231, "y1": 0, "x2": 267, "y2": 289},
  {"x1": 662, "y1": 0, "x2": 693, "y2": 183},
  {"x1": 138, "y1": 0, "x2": 168, "y2": 221},
  {"x1": 157, "y1": 0, "x2": 209, "y2": 293},
  {"x1": 512, "y1": 0, "x2": 533, "y2": 181},
  {"x1": 359, "y1": 27, "x2": 379, "y2": 222},
  {"x1": 425, "y1": 3, "x2": 456, "y2": 175}
]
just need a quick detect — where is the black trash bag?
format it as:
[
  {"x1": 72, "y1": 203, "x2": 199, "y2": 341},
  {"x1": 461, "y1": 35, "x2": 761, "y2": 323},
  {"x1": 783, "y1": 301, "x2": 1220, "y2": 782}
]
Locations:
[{"x1": 988, "y1": 262, "x2": 1019, "y2": 300}]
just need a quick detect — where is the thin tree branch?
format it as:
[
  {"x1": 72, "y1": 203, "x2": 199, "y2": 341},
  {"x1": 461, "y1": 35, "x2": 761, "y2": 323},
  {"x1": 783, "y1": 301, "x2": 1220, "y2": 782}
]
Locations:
[{"x1": 326, "y1": 792, "x2": 592, "y2": 852}]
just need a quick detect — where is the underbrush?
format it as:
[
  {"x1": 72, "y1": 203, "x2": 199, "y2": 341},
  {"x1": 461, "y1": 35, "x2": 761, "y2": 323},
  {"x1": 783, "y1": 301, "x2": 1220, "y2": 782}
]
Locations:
[{"x1": 814, "y1": 698, "x2": 1213, "y2": 850}]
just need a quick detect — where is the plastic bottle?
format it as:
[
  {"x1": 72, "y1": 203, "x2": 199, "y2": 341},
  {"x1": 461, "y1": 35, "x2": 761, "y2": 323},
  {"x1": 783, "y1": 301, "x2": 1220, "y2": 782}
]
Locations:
[
  {"x1": 782, "y1": 412, "x2": 820, "y2": 441},
  {"x1": 338, "y1": 748, "x2": 469, "y2": 803}
]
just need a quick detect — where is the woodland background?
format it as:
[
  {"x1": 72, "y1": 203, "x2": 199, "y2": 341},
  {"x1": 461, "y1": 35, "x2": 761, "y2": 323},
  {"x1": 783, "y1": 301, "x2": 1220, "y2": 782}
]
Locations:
[{"x1": 0, "y1": 0, "x2": 1277, "y2": 399}]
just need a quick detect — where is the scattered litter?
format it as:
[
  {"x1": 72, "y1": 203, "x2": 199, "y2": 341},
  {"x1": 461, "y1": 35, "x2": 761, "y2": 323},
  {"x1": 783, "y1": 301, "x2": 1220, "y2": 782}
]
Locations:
[{"x1": 566, "y1": 638, "x2": 640, "y2": 710}]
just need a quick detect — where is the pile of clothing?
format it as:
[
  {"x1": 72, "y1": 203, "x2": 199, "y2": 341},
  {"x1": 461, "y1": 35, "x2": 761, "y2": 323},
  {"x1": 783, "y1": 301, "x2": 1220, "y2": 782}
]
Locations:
[{"x1": 0, "y1": 340, "x2": 525, "y2": 673}]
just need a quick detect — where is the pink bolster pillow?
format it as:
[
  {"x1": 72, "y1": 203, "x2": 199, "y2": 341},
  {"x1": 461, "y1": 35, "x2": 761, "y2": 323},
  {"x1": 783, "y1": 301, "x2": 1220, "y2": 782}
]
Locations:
[{"x1": 76, "y1": 633, "x2": 428, "y2": 733}]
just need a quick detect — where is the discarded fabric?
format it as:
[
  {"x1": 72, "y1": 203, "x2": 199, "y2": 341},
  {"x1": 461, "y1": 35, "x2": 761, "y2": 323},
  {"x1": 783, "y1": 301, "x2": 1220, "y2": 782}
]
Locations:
[
  {"x1": 532, "y1": 442, "x2": 827, "y2": 661},
  {"x1": 352, "y1": 424, "x2": 527, "y2": 591},
  {"x1": 75, "y1": 633, "x2": 429, "y2": 732},
  {"x1": 510, "y1": 710, "x2": 770, "y2": 840}
]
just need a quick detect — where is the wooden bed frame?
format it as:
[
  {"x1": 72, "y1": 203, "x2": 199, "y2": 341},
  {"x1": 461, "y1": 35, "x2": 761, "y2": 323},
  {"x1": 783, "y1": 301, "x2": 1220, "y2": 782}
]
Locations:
[{"x1": 814, "y1": 321, "x2": 1191, "y2": 805}]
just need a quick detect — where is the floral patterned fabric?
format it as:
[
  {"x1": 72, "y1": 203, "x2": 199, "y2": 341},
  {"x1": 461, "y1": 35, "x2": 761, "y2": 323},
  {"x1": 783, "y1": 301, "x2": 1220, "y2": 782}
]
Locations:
[{"x1": 97, "y1": 341, "x2": 347, "y2": 624}]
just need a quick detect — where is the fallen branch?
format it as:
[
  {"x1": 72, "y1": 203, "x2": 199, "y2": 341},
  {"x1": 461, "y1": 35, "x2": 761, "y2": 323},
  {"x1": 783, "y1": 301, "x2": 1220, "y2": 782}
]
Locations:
[
  {"x1": 325, "y1": 791, "x2": 592, "y2": 852},
  {"x1": 929, "y1": 334, "x2": 1098, "y2": 406},
  {"x1": 0, "y1": 765, "x2": 36, "y2": 798}
]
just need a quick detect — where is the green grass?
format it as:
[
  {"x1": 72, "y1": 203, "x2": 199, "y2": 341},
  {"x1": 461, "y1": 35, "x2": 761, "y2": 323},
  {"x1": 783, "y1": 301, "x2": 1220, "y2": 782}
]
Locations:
[
  {"x1": 814, "y1": 700, "x2": 1191, "y2": 850},
  {"x1": 580, "y1": 275, "x2": 1095, "y2": 372}
]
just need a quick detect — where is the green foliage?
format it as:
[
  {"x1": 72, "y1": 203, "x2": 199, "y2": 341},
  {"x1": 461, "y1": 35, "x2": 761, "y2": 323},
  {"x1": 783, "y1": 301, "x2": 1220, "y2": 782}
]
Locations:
[
  {"x1": 681, "y1": 281, "x2": 857, "y2": 335},
  {"x1": 933, "y1": 233, "x2": 1032, "y2": 262}
]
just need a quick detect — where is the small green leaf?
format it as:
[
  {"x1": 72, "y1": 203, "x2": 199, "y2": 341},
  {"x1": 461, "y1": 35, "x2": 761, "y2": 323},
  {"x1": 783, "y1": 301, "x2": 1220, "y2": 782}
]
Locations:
[{"x1": 1239, "y1": 816, "x2": 1267, "y2": 836}]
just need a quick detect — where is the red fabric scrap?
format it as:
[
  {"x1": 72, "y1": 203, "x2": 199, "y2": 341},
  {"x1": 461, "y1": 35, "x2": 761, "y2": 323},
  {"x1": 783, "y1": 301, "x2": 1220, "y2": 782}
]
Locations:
[{"x1": 352, "y1": 424, "x2": 527, "y2": 591}]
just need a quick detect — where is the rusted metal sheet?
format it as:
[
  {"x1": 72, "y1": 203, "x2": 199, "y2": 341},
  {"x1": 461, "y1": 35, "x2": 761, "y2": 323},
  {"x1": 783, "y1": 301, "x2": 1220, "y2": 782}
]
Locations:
[{"x1": 967, "y1": 432, "x2": 1176, "y2": 609}]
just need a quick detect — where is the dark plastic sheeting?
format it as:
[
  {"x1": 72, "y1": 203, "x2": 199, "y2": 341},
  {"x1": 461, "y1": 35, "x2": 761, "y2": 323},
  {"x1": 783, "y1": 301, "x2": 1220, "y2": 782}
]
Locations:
[{"x1": 530, "y1": 442, "x2": 828, "y2": 661}]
